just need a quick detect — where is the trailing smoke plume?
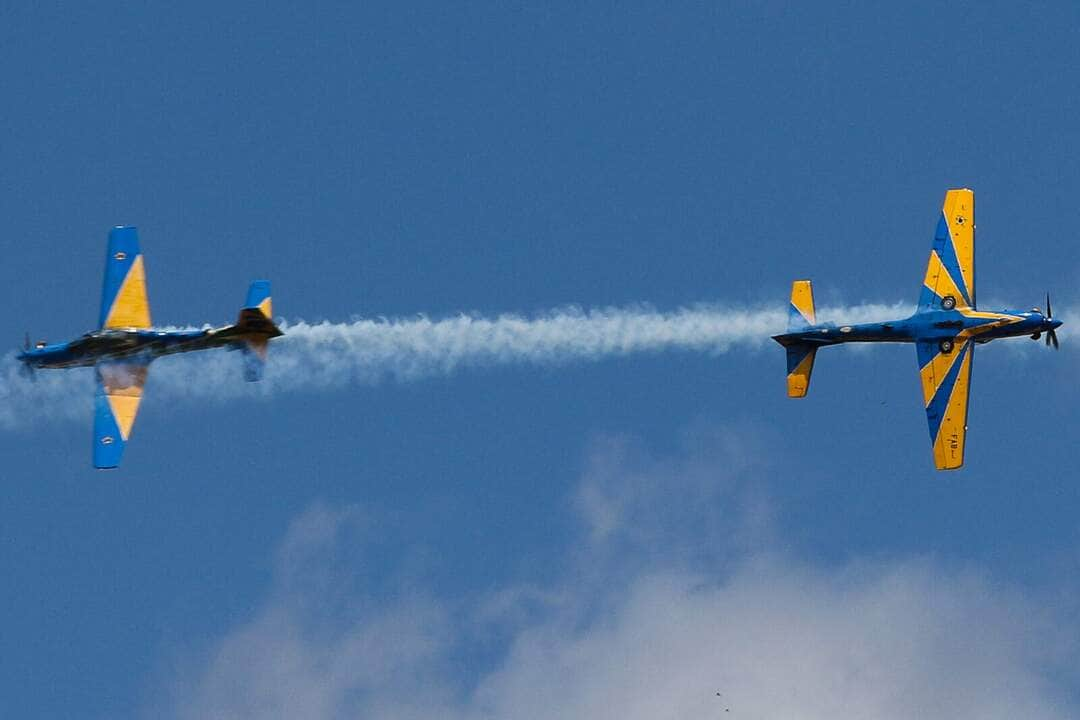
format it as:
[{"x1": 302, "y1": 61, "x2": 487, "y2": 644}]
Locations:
[{"x1": 0, "y1": 301, "x2": 912, "y2": 429}]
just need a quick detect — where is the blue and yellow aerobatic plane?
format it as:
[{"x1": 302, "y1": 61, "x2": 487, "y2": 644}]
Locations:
[
  {"x1": 773, "y1": 189, "x2": 1062, "y2": 470},
  {"x1": 18, "y1": 226, "x2": 284, "y2": 469}
]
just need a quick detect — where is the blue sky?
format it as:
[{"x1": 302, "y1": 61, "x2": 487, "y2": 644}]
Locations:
[{"x1": 3, "y1": 2, "x2": 1080, "y2": 717}]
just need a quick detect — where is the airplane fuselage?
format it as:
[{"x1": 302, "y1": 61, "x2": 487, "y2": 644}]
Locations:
[
  {"x1": 19, "y1": 325, "x2": 267, "y2": 370},
  {"x1": 774, "y1": 307, "x2": 1062, "y2": 348}
]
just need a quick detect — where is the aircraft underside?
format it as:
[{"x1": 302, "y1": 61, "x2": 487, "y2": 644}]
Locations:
[
  {"x1": 772, "y1": 189, "x2": 1062, "y2": 470},
  {"x1": 17, "y1": 227, "x2": 283, "y2": 468}
]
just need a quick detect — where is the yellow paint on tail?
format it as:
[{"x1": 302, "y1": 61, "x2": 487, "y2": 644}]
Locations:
[
  {"x1": 791, "y1": 280, "x2": 815, "y2": 325},
  {"x1": 787, "y1": 349, "x2": 816, "y2": 398}
]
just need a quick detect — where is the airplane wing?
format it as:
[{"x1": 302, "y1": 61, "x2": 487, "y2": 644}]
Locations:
[
  {"x1": 919, "y1": 189, "x2": 975, "y2": 311},
  {"x1": 100, "y1": 226, "x2": 152, "y2": 329},
  {"x1": 93, "y1": 359, "x2": 149, "y2": 469},
  {"x1": 916, "y1": 339, "x2": 973, "y2": 470}
]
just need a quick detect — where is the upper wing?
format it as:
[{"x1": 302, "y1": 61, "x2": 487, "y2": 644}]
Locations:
[
  {"x1": 100, "y1": 226, "x2": 152, "y2": 329},
  {"x1": 916, "y1": 339, "x2": 973, "y2": 470},
  {"x1": 93, "y1": 360, "x2": 149, "y2": 469},
  {"x1": 918, "y1": 189, "x2": 975, "y2": 311}
]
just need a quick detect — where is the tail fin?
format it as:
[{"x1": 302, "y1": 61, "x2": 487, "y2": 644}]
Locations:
[
  {"x1": 787, "y1": 279, "x2": 816, "y2": 331},
  {"x1": 784, "y1": 280, "x2": 817, "y2": 397},
  {"x1": 242, "y1": 340, "x2": 269, "y2": 382},
  {"x1": 244, "y1": 280, "x2": 274, "y2": 320},
  {"x1": 236, "y1": 281, "x2": 283, "y2": 382},
  {"x1": 785, "y1": 344, "x2": 817, "y2": 398}
]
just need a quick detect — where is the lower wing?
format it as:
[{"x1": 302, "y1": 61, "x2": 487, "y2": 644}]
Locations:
[
  {"x1": 94, "y1": 359, "x2": 150, "y2": 469},
  {"x1": 916, "y1": 339, "x2": 973, "y2": 470}
]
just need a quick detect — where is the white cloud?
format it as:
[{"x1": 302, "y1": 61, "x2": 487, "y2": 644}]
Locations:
[
  {"x1": 471, "y1": 561, "x2": 1069, "y2": 719},
  {"x1": 160, "y1": 433, "x2": 1079, "y2": 720}
]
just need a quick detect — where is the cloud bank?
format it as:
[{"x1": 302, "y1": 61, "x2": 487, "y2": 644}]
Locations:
[{"x1": 162, "y1": 428, "x2": 1078, "y2": 720}]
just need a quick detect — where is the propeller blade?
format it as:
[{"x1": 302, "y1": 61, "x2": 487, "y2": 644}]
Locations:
[
  {"x1": 1050, "y1": 329, "x2": 1059, "y2": 350},
  {"x1": 1046, "y1": 293, "x2": 1053, "y2": 319},
  {"x1": 1046, "y1": 331, "x2": 1051, "y2": 347},
  {"x1": 23, "y1": 332, "x2": 29, "y2": 351}
]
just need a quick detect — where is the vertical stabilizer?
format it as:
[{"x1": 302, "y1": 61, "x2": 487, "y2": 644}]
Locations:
[
  {"x1": 244, "y1": 280, "x2": 273, "y2": 319},
  {"x1": 782, "y1": 280, "x2": 817, "y2": 397}
]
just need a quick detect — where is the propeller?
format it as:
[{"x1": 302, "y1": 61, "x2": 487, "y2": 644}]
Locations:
[
  {"x1": 1045, "y1": 292, "x2": 1059, "y2": 350},
  {"x1": 23, "y1": 332, "x2": 29, "y2": 351}
]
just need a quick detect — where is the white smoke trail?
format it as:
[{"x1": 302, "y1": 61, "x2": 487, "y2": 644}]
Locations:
[{"x1": 0, "y1": 301, "x2": 910, "y2": 429}]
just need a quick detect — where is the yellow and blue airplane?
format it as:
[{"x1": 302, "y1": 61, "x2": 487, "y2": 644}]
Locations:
[
  {"x1": 18, "y1": 226, "x2": 284, "y2": 469},
  {"x1": 773, "y1": 189, "x2": 1061, "y2": 470}
]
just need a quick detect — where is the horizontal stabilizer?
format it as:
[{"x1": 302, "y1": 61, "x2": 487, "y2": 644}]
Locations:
[
  {"x1": 241, "y1": 339, "x2": 268, "y2": 382},
  {"x1": 235, "y1": 280, "x2": 281, "y2": 381},
  {"x1": 788, "y1": 280, "x2": 816, "y2": 331},
  {"x1": 785, "y1": 343, "x2": 817, "y2": 398}
]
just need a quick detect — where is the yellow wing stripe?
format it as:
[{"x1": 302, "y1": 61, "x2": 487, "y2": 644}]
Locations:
[
  {"x1": 957, "y1": 309, "x2": 1024, "y2": 340},
  {"x1": 104, "y1": 255, "x2": 152, "y2": 329},
  {"x1": 107, "y1": 394, "x2": 142, "y2": 441},
  {"x1": 919, "y1": 339, "x2": 968, "y2": 406},
  {"x1": 931, "y1": 345, "x2": 973, "y2": 470},
  {"x1": 943, "y1": 189, "x2": 975, "y2": 304},
  {"x1": 790, "y1": 280, "x2": 815, "y2": 325},
  {"x1": 100, "y1": 363, "x2": 147, "y2": 442},
  {"x1": 922, "y1": 250, "x2": 969, "y2": 310}
]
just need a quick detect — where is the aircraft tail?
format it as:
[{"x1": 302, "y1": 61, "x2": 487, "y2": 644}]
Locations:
[
  {"x1": 787, "y1": 279, "x2": 816, "y2": 331},
  {"x1": 785, "y1": 344, "x2": 817, "y2": 398},
  {"x1": 235, "y1": 280, "x2": 283, "y2": 382},
  {"x1": 783, "y1": 280, "x2": 817, "y2": 397}
]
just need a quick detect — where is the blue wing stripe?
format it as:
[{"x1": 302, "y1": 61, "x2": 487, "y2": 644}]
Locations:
[
  {"x1": 93, "y1": 390, "x2": 126, "y2": 469},
  {"x1": 917, "y1": 284, "x2": 940, "y2": 310},
  {"x1": 933, "y1": 214, "x2": 971, "y2": 306},
  {"x1": 918, "y1": 214, "x2": 972, "y2": 311},
  {"x1": 924, "y1": 341, "x2": 970, "y2": 442}
]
